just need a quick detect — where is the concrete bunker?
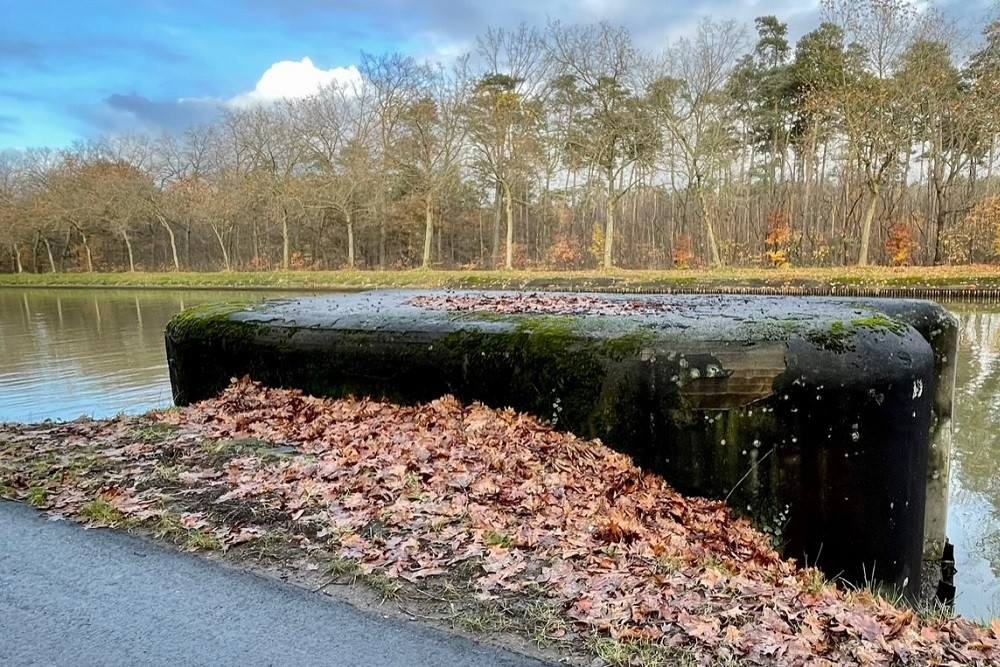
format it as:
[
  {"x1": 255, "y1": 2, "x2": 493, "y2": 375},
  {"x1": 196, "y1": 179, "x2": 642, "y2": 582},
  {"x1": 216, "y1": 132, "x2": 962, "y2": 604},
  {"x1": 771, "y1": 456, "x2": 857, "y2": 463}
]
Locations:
[{"x1": 165, "y1": 291, "x2": 957, "y2": 599}]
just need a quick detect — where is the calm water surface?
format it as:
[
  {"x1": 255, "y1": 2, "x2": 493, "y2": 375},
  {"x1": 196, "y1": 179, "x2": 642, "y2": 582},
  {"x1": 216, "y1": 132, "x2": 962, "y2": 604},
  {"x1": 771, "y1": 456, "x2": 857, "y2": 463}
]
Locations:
[
  {"x1": 0, "y1": 288, "x2": 305, "y2": 422},
  {"x1": 946, "y1": 303, "x2": 1000, "y2": 620},
  {"x1": 0, "y1": 288, "x2": 998, "y2": 619}
]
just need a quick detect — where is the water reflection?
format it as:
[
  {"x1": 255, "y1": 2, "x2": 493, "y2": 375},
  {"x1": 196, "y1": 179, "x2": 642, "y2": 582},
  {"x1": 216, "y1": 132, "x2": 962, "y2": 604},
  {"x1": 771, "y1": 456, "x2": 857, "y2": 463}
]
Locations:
[
  {"x1": 0, "y1": 288, "x2": 304, "y2": 422},
  {"x1": 949, "y1": 303, "x2": 1000, "y2": 620}
]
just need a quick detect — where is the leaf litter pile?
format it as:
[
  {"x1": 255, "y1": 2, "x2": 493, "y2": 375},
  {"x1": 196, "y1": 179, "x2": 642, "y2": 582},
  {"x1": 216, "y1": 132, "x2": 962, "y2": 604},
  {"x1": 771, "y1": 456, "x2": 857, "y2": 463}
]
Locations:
[
  {"x1": 2, "y1": 378, "x2": 998, "y2": 666},
  {"x1": 409, "y1": 292, "x2": 675, "y2": 316}
]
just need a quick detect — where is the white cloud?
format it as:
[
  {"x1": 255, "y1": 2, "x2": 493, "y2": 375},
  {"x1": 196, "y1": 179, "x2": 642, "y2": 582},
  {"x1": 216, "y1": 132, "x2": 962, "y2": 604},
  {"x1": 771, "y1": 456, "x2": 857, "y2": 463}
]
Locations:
[{"x1": 229, "y1": 57, "x2": 361, "y2": 107}]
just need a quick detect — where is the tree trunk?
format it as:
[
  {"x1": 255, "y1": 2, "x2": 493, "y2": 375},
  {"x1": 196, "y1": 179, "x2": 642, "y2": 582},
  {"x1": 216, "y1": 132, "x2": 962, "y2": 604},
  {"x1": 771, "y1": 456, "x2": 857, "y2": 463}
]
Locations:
[
  {"x1": 502, "y1": 180, "x2": 514, "y2": 270},
  {"x1": 346, "y1": 211, "x2": 356, "y2": 269},
  {"x1": 12, "y1": 244, "x2": 23, "y2": 273},
  {"x1": 422, "y1": 195, "x2": 434, "y2": 269},
  {"x1": 252, "y1": 219, "x2": 260, "y2": 266},
  {"x1": 803, "y1": 128, "x2": 815, "y2": 260},
  {"x1": 492, "y1": 181, "x2": 502, "y2": 268},
  {"x1": 697, "y1": 185, "x2": 722, "y2": 267},
  {"x1": 858, "y1": 185, "x2": 881, "y2": 266},
  {"x1": 379, "y1": 216, "x2": 386, "y2": 269},
  {"x1": 43, "y1": 237, "x2": 56, "y2": 273},
  {"x1": 603, "y1": 170, "x2": 615, "y2": 270},
  {"x1": 930, "y1": 127, "x2": 948, "y2": 266},
  {"x1": 123, "y1": 231, "x2": 136, "y2": 272},
  {"x1": 932, "y1": 204, "x2": 946, "y2": 266},
  {"x1": 61, "y1": 228, "x2": 72, "y2": 270},
  {"x1": 78, "y1": 228, "x2": 94, "y2": 272},
  {"x1": 857, "y1": 183, "x2": 881, "y2": 266},
  {"x1": 281, "y1": 210, "x2": 290, "y2": 271},
  {"x1": 210, "y1": 224, "x2": 230, "y2": 271},
  {"x1": 158, "y1": 215, "x2": 181, "y2": 271}
]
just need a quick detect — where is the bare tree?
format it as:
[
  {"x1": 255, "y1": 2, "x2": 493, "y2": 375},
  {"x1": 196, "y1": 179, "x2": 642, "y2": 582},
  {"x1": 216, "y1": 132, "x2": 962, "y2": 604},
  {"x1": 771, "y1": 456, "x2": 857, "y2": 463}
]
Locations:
[
  {"x1": 393, "y1": 59, "x2": 470, "y2": 268},
  {"x1": 650, "y1": 18, "x2": 748, "y2": 267},
  {"x1": 547, "y1": 21, "x2": 656, "y2": 269}
]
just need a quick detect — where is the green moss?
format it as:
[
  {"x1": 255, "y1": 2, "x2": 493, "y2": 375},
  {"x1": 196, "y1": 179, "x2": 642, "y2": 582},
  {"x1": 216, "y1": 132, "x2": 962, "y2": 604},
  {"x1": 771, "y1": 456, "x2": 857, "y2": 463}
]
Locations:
[
  {"x1": 734, "y1": 319, "x2": 801, "y2": 342},
  {"x1": 850, "y1": 314, "x2": 908, "y2": 336},
  {"x1": 513, "y1": 315, "x2": 576, "y2": 336},
  {"x1": 804, "y1": 320, "x2": 853, "y2": 353},
  {"x1": 599, "y1": 328, "x2": 658, "y2": 359},
  {"x1": 165, "y1": 301, "x2": 259, "y2": 342},
  {"x1": 439, "y1": 317, "x2": 607, "y2": 437}
]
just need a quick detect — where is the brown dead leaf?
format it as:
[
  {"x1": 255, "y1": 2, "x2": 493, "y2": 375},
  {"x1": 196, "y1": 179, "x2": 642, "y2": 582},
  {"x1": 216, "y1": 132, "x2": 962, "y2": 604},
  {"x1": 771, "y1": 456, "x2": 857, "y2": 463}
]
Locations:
[{"x1": 4, "y1": 377, "x2": 999, "y2": 667}]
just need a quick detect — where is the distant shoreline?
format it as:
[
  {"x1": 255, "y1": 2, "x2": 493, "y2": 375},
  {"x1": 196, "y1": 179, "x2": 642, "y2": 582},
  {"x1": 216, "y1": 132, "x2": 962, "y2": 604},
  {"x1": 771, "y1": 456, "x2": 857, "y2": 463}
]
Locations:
[{"x1": 3, "y1": 266, "x2": 1000, "y2": 300}]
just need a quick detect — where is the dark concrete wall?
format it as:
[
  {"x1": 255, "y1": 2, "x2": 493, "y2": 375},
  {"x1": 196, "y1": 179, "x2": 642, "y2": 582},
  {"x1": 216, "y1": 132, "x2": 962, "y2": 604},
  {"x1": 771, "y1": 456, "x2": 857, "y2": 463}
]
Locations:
[{"x1": 165, "y1": 292, "x2": 954, "y2": 598}]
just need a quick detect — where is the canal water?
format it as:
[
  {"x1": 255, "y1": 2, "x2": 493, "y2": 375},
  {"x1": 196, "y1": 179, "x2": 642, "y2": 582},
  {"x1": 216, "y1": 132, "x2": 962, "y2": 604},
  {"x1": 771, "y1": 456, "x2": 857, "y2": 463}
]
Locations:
[{"x1": 0, "y1": 288, "x2": 998, "y2": 619}]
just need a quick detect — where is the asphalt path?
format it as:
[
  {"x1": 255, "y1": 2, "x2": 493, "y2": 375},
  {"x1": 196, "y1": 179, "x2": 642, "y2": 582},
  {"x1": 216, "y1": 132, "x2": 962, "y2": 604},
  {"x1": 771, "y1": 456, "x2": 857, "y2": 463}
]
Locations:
[{"x1": 0, "y1": 501, "x2": 555, "y2": 667}]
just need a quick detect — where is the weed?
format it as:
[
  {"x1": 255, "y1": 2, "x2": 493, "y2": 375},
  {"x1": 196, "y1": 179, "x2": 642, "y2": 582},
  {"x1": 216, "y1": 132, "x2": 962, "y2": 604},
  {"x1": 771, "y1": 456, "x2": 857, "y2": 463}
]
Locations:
[
  {"x1": 325, "y1": 554, "x2": 360, "y2": 579},
  {"x1": 185, "y1": 529, "x2": 223, "y2": 551},
  {"x1": 151, "y1": 511, "x2": 186, "y2": 540},
  {"x1": 25, "y1": 486, "x2": 49, "y2": 508},
  {"x1": 703, "y1": 555, "x2": 736, "y2": 576},
  {"x1": 522, "y1": 600, "x2": 570, "y2": 643},
  {"x1": 458, "y1": 602, "x2": 513, "y2": 634},
  {"x1": 437, "y1": 580, "x2": 460, "y2": 600},
  {"x1": 484, "y1": 531, "x2": 513, "y2": 548},
  {"x1": 152, "y1": 462, "x2": 180, "y2": 483},
  {"x1": 521, "y1": 581, "x2": 552, "y2": 598},
  {"x1": 201, "y1": 437, "x2": 269, "y2": 457},
  {"x1": 403, "y1": 471, "x2": 422, "y2": 494},
  {"x1": 917, "y1": 599, "x2": 955, "y2": 622},
  {"x1": 654, "y1": 555, "x2": 684, "y2": 575},
  {"x1": 588, "y1": 636, "x2": 698, "y2": 667},
  {"x1": 802, "y1": 568, "x2": 827, "y2": 594},
  {"x1": 79, "y1": 499, "x2": 134, "y2": 527},
  {"x1": 132, "y1": 423, "x2": 180, "y2": 442},
  {"x1": 363, "y1": 572, "x2": 403, "y2": 601},
  {"x1": 455, "y1": 557, "x2": 484, "y2": 579},
  {"x1": 243, "y1": 532, "x2": 286, "y2": 561},
  {"x1": 753, "y1": 503, "x2": 791, "y2": 550},
  {"x1": 150, "y1": 510, "x2": 221, "y2": 550}
]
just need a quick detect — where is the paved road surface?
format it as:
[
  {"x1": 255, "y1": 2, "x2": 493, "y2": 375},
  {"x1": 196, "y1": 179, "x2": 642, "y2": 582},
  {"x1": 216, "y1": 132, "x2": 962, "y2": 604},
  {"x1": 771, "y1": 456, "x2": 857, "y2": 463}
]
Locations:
[{"x1": 0, "y1": 501, "x2": 555, "y2": 667}]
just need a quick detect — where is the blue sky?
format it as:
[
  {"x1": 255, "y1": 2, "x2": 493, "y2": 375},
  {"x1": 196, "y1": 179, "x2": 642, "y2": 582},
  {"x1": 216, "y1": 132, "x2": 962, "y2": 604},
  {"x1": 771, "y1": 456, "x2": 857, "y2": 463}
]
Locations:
[{"x1": 0, "y1": 0, "x2": 989, "y2": 149}]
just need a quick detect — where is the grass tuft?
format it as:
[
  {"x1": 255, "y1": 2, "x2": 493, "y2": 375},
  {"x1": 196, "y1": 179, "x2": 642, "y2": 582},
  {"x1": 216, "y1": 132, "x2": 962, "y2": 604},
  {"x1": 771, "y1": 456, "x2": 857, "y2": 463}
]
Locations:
[
  {"x1": 362, "y1": 572, "x2": 403, "y2": 601},
  {"x1": 457, "y1": 601, "x2": 513, "y2": 634},
  {"x1": 79, "y1": 498, "x2": 134, "y2": 527},
  {"x1": 588, "y1": 636, "x2": 699, "y2": 667},
  {"x1": 25, "y1": 486, "x2": 49, "y2": 508},
  {"x1": 325, "y1": 554, "x2": 360, "y2": 578},
  {"x1": 483, "y1": 531, "x2": 513, "y2": 548}
]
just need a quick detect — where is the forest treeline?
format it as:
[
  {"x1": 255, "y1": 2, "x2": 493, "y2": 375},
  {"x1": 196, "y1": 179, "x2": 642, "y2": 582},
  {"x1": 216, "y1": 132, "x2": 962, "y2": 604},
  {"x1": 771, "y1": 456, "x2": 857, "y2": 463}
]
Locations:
[{"x1": 3, "y1": 0, "x2": 1000, "y2": 274}]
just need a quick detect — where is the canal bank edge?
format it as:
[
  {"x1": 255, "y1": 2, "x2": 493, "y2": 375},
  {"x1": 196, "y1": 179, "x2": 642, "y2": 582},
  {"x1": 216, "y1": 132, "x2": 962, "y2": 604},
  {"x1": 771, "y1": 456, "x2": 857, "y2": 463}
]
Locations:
[
  {"x1": 165, "y1": 291, "x2": 957, "y2": 600},
  {"x1": 8, "y1": 265, "x2": 1000, "y2": 302}
]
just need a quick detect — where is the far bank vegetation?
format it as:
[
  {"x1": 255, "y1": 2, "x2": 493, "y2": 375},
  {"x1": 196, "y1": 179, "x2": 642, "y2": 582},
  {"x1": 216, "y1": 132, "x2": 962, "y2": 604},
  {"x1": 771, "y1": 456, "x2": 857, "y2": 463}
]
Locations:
[{"x1": 3, "y1": 0, "x2": 1000, "y2": 274}]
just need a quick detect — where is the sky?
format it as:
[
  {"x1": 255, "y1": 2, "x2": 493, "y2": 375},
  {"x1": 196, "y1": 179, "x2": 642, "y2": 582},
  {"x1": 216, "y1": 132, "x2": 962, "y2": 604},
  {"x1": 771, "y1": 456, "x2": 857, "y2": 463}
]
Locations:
[{"x1": 0, "y1": 0, "x2": 990, "y2": 150}]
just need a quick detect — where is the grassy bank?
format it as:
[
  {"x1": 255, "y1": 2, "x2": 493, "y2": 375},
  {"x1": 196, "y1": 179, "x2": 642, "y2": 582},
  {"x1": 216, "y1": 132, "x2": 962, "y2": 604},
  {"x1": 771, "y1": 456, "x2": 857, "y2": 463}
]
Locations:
[{"x1": 3, "y1": 265, "x2": 1000, "y2": 295}]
